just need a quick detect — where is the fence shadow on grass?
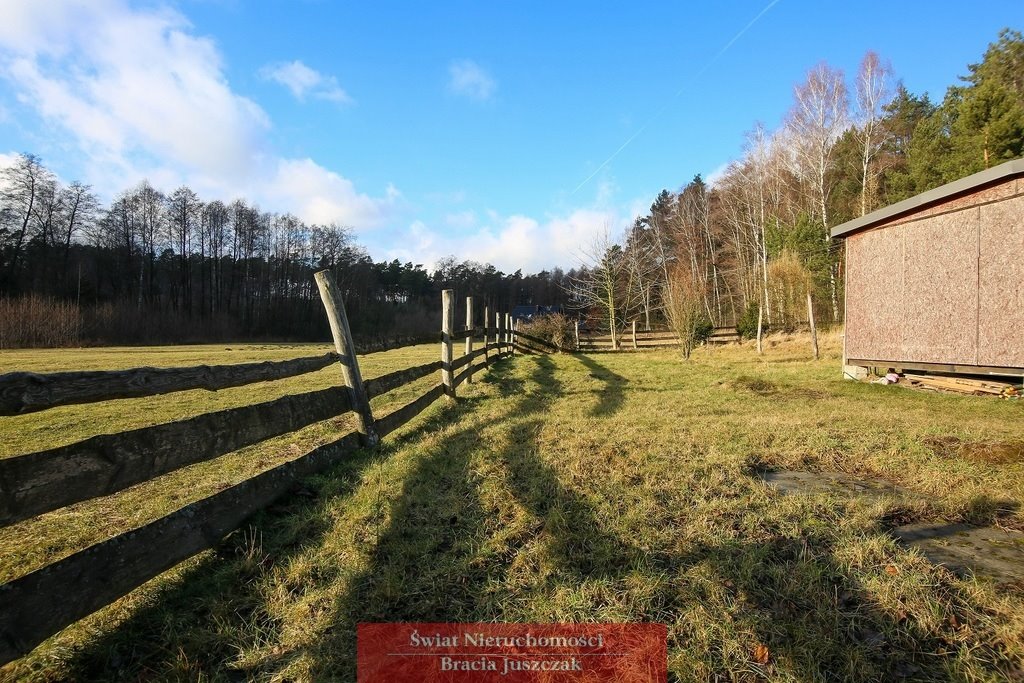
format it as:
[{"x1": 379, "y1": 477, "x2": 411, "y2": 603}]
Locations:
[
  {"x1": 317, "y1": 353, "x2": 967, "y2": 681},
  {"x1": 572, "y1": 353, "x2": 628, "y2": 418},
  {"x1": 43, "y1": 354, "x2": 994, "y2": 681},
  {"x1": 44, "y1": 380, "x2": 496, "y2": 681},
  {"x1": 311, "y1": 354, "x2": 651, "y2": 678}
]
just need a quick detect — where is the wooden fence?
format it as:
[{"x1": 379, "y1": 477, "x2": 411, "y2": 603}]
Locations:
[
  {"x1": 574, "y1": 322, "x2": 740, "y2": 352},
  {"x1": 0, "y1": 272, "x2": 525, "y2": 666}
]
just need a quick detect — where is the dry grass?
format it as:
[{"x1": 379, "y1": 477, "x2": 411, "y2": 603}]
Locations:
[{"x1": 3, "y1": 332, "x2": 1024, "y2": 681}]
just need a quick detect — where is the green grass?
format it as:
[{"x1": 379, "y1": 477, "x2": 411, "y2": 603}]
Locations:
[{"x1": 2, "y1": 333, "x2": 1024, "y2": 681}]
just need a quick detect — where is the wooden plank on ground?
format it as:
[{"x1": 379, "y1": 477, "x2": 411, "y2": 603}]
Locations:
[
  {"x1": 0, "y1": 388, "x2": 352, "y2": 527},
  {"x1": 0, "y1": 431, "x2": 361, "y2": 667},
  {"x1": 0, "y1": 353, "x2": 339, "y2": 416}
]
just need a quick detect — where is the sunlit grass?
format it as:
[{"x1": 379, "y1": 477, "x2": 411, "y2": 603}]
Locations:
[{"x1": 2, "y1": 332, "x2": 1023, "y2": 680}]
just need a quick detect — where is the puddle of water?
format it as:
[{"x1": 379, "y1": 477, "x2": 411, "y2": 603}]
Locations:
[{"x1": 893, "y1": 523, "x2": 1024, "y2": 583}]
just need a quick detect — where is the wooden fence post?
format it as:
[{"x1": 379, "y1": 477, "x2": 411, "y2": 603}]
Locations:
[
  {"x1": 483, "y1": 304, "x2": 490, "y2": 368},
  {"x1": 574, "y1": 319, "x2": 579, "y2": 350},
  {"x1": 807, "y1": 292, "x2": 819, "y2": 360},
  {"x1": 756, "y1": 302, "x2": 764, "y2": 356},
  {"x1": 314, "y1": 270, "x2": 378, "y2": 447},
  {"x1": 442, "y1": 289, "x2": 455, "y2": 399},
  {"x1": 632, "y1": 320, "x2": 638, "y2": 350},
  {"x1": 507, "y1": 313, "x2": 513, "y2": 357},
  {"x1": 496, "y1": 311, "x2": 503, "y2": 354},
  {"x1": 465, "y1": 296, "x2": 474, "y2": 384}
]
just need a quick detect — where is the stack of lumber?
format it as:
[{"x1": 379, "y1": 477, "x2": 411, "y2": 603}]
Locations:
[{"x1": 902, "y1": 373, "x2": 1020, "y2": 397}]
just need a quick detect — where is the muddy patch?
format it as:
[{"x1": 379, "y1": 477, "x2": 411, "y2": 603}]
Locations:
[
  {"x1": 729, "y1": 376, "x2": 777, "y2": 395},
  {"x1": 925, "y1": 435, "x2": 1024, "y2": 465},
  {"x1": 758, "y1": 470, "x2": 1024, "y2": 582},
  {"x1": 719, "y1": 377, "x2": 828, "y2": 401},
  {"x1": 758, "y1": 470, "x2": 904, "y2": 498},
  {"x1": 893, "y1": 523, "x2": 1024, "y2": 583}
]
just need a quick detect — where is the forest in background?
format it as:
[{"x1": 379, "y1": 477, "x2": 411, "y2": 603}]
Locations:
[
  {"x1": 1, "y1": 30, "x2": 1022, "y2": 348},
  {"x1": 573, "y1": 29, "x2": 1024, "y2": 346},
  {"x1": 0, "y1": 169, "x2": 573, "y2": 347}
]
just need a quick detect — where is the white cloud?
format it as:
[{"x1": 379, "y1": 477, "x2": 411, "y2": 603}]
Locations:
[
  {"x1": 262, "y1": 158, "x2": 395, "y2": 227},
  {"x1": 259, "y1": 60, "x2": 351, "y2": 104},
  {"x1": 447, "y1": 59, "x2": 496, "y2": 101},
  {"x1": 0, "y1": 0, "x2": 393, "y2": 228},
  {"x1": 380, "y1": 206, "x2": 616, "y2": 274},
  {"x1": 0, "y1": 1, "x2": 270, "y2": 183}
]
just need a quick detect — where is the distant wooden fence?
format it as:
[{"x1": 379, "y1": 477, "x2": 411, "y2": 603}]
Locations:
[
  {"x1": 574, "y1": 322, "x2": 739, "y2": 352},
  {"x1": 0, "y1": 272, "x2": 522, "y2": 666}
]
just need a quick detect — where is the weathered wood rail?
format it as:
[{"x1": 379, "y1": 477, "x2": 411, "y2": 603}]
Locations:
[
  {"x1": 0, "y1": 274, "x2": 516, "y2": 667},
  {"x1": 0, "y1": 353, "x2": 339, "y2": 416},
  {"x1": 574, "y1": 324, "x2": 740, "y2": 351}
]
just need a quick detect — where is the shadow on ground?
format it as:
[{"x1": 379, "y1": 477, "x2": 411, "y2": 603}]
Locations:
[
  {"x1": 35, "y1": 354, "x2": 1000, "y2": 681},
  {"x1": 572, "y1": 353, "x2": 628, "y2": 417}
]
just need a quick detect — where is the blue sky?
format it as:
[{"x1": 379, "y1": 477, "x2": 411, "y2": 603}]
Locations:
[{"x1": 1, "y1": 1, "x2": 1021, "y2": 272}]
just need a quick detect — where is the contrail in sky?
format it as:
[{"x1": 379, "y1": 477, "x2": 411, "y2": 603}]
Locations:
[{"x1": 571, "y1": 0, "x2": 782, "y2": 195}]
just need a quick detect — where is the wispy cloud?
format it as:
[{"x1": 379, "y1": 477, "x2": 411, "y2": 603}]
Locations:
[
  {"x1": 259, "y1": 60, "x2": 352, "y2": 104},
  {"x1": 447, "y1": 59, "x2": 495, "y2": 101},
  {"x1": 0, "y1": 0, "x2": 391, "y2": 228}
]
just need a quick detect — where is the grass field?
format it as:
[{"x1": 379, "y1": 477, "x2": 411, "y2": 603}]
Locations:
[{"x1": 2, "y1": 333, "x2": 1024, "y2": 681}]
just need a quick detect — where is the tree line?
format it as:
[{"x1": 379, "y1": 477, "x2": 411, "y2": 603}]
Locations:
[
  {"x1": 0, "y1": 162, "x2": 574, "y2": 347},
  {"x1": 568, "y1": 29, "x2": 1024, "y2": 352}
]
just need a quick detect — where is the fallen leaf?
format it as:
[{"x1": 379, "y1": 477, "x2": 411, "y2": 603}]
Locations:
[
  {"x1": 885, "y1": 565, "x2": 899, "y2": 575},
  {"x1": 753, "y1": 643, "x2": 770, "y2": 665}
]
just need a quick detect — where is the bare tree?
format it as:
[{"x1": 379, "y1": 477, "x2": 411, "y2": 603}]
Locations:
[
  {"x1": 166, "y1": 186, "x2": 201, "y2": 312},
  {"x1": 853, "y1": 51, "x2": 894, "y2": 216},
  {"x1": 785, "y1": 62, "x2": 848, "y2": 318},
  {"x1": 57, "y1": 181, "x2": 98, "y2": 291},
  {"x1": 622, "y1": 218, "x2": 660, "y2": 330},
  {"x1": 129, "y1": 181, "x2": 165, "y2": 304},
  {"x1": 204, "y1": 200, "x2": 230, "y2": 313},
  {"x1": 567, "y1": 227, "x2": 629, "y2": 349},
  {"x1": 0, "y1": 154, "x2": 51, "y2": 286}
]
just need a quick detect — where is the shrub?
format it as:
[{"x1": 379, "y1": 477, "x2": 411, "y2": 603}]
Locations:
[
  {"x1": 664, "y1": 275, "x2": 711, "y2": 359},
  {"x1": 0, "y1": 295, "x2": 82, "y2": 348},
  {"x1": 737, "y1": 300, "x2": 766, "y2": 339},
  {"x1": 518, "y1": 313, "x2": 577, "y2": 351}
]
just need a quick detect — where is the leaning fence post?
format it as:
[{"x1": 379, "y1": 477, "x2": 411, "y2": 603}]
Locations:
[
  {"x1": 314, "y1": 270, "x2": 378, "y2": 447},
  {"x1": 483, "y1": 304, "x2": 490, "y2": 368},
  {"x1": 465, "y1": 296, "x2": 474, "y2": 384},
  {"x1": 441, "y1": 289, "x2": 455, "y2": 399}
]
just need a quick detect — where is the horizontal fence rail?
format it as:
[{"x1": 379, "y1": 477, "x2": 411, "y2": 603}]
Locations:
[
  {"x1": 0, "y1": 353, "x2": 339, "y2": 416},
  {"x1": 0, "y1": 387, "x2": 352, "y2": 527},
  {"x1": 0, "y1": 431, "x2": 362, "y2": 663},
  {"x1": 364, "y1": 361, "x2": 443, "y2": 400},
  {"x1": 514, "y1": 331, "x2": 562, "y2": 352},
  {"x1": 0, "y1": 277, "x2": 526, "y2": 667}
]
